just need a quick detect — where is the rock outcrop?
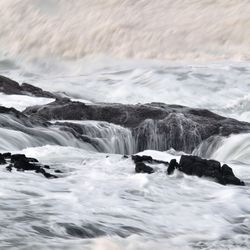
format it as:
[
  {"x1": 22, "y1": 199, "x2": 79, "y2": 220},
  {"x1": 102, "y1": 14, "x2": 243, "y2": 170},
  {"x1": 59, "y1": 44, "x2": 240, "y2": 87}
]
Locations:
[
  {"x1": 24, "y1": 98, "x2": 250, "y2": 153},
  {"x1": 132, "y1": 154, "x2": 245, "y2": 186},
  {"x1": 168, "y1": 155, "x2": 245, "y2": 186},
  {"x1": 1, "y1": 152, "x2": 60, "y2": 179},
  {"x1": 0, "y1": 75, "x2": 57, "y2": 98},
  {"x1": 1, "y1": 76, "x2": 250, "y2": 154}
]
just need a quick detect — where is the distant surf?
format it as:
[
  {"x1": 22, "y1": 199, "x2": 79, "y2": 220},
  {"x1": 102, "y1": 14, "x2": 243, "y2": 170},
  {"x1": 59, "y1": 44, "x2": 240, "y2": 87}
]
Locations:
[{"x1": 0, "y1": 0, "x2": 250, "y2": 61}]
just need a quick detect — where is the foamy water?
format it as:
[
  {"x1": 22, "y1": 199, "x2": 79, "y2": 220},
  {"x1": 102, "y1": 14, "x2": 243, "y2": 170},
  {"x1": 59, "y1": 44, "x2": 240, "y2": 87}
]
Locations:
[
  {"x1": 1, "y1": 1, "x2": 250, "y2": 249},
  {"x1": 1, "y1": 60, "x2": 250, "y2": 249}
]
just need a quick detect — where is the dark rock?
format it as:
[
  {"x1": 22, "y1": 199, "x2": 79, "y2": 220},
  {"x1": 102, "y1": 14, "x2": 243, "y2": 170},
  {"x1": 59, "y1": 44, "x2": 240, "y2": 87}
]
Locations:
[
  {"x1": 0, "y1": 154, "x2": 6, "y2": 165},
  {"x1": 221, "y1": 164, "x2": 245, "y2": 186},
  {"x1": 153, "y1": 159, "x2": 169, "y2": 165},
  {"x1": 167, "y1": 159, "x2": 179, "y2": 175},
  {"x1": 135, "y1": 162, "x2": 154, "y2": 174},
  {"x1": 0, "y1": 75, "x2": 21, "y2": 95},
  {"x1": 27, "y1": 157, "x2": 39, "y2": 163},
  {"x1": 132, "y1": 155, "x2": 153, "y2": 164},
  {"x1": 43, "y1": 172, "x2": 58, "y2": 179},
  {"x1": 2, "y1": 76, "x2": 250, "y2": 154},
  {"x1": 2, "y1": 152, "x2": 11, "y2": 159},
  {"x1": 0, "y1": 75, "x2": 57, "y2": 98},
  {"x1": 23, "y1": 98, "x2": 250, "y2": 153},
  {"x1": 54, "y1": 170, "x2": 63, "y2": 173},
  {"x1": 6, "y1": 164, "x2": 12, "y2": 172},
  {"x1": 21, "y1": 83, "x2": 56, "y2": 98},
  {"x1": 36, "y1": 168, "x2": 58, "y2": 179},
  {"x1": 178, "y1": 155, "x2": 245, "y2": 186},
  {"x1": 123, "y1": 155, "x2": 129, "y2": 159},
  {"x1": 11, "y1": 154, "x2": 28, "y2": 163},
  {"x1": 13, "y1": 159, "x2": 39, "y2": 171},
  {"x1": 1, "y1": 152, "x2": 58, "y2": 179}
]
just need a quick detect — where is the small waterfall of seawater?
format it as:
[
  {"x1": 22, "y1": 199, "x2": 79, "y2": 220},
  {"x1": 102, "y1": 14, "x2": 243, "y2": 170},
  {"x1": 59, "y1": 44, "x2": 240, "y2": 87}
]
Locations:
[
  {"x1": 133, "y1": 113, "x2": 204, "y2": 153},
  {"x1": 55, "y1": 113, "x2": 207, "y2": 155},
  {"x1": 0, "y1": 114, "x2": 95, "y2": 152},
  {"x1": 192, "y1": 136, "x2": 224, "y2": 159},
  {"x1": 193, "y1": 133, "x2": 250, "y2": 165},
  {"x1": 0, "y1": 112, "x2": 209, "y2": 155},
  {"x1": 4, "y1": 111, "x2": 250, "y2": 159},
  {"x1": 56, "y1": 121, "x2": 136, "y2": 155}
]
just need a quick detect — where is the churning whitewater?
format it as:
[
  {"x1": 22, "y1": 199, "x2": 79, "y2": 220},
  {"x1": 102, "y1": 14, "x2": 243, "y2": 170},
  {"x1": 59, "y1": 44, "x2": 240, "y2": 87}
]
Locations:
[
  {"x1": 0, "y1": 1, "x2": 250, "y2": 250},
  {"x1": 0, "y1": 62, "x2": 250, "y2": 250}
]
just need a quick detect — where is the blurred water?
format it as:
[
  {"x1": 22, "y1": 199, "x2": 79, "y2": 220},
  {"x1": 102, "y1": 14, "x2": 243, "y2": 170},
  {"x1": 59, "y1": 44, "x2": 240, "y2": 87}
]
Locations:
[{"x1": 0, "y1": 1, "x2": 250, "y2": 249}]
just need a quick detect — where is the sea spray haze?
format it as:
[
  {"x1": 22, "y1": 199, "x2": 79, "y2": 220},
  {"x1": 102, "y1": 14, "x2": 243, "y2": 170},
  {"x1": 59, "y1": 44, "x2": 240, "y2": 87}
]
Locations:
[
  {"x1": 0, "y1": 1, "x2": 250, "y2": 250},
  {"x1": 0, "y1": 0, "x2": 250, "y2": 60}
]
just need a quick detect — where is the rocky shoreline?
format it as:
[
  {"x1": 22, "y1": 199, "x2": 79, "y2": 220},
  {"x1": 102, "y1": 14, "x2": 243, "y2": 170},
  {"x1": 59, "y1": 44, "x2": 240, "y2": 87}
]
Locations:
[{"x1": 0, "y1": 75, "x2": 248, "y2": 184}]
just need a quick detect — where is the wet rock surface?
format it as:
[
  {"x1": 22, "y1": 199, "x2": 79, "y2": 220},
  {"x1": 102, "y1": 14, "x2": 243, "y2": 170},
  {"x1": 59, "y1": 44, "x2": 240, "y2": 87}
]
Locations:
[
  {"x1": 168, "y1": 155, "x2": 245, "y2": 186},
  {"x1": 1, "y1": 77, "x2": 250, "y2": 153},
  {"x1": 135, "y1": 162, "x2": 155, "y2": 174},
  {"x1": 0, "y1": 76, "x2": 249, "y2": 185},
  {"x1": 0, "y1": 154, "x2": 6, "y2": 165},
  {"x1": 24, "y1": 98, "x2": 250, "y2": 153},
  {"x1": 1, "y1": 152, "x2": 61, "y2": 179},
  {"x1": 0, "y1": 75, "x2": 57, "y2": 98},
  {"x1": 132, "y1": 154, "x2": 245, "y2": 186}
]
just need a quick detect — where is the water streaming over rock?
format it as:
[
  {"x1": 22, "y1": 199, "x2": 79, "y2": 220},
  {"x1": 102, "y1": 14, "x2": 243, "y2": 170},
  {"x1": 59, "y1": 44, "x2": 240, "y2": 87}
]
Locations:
[{"x1": 0, "y1": 1, "x2": 250, "y2": 249}]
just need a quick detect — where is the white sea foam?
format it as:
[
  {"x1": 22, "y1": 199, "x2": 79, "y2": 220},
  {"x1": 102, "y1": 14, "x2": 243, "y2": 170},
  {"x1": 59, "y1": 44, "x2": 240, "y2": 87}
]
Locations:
[
  {"x1": 0, "y1": 146, "x2": 248, "y2": 250},
  {"x1": 0, "y1": 1, "x2": 250, "y2": 249},
  {"x1": 0, "y1": 93, "x2": 53, "y2": 111}
]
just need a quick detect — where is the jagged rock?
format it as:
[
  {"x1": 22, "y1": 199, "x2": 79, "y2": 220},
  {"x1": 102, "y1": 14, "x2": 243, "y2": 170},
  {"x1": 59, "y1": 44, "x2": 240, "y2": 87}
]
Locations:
[
  {"x1": 167, "y1": 159, "x2": 178, "y2": 175},
  {"x1": 1, "y1": 152, "x2": 59, "y2": 179},
  {"x1": 132, "y1": 155, "x2": 153, "y2": 163},
  {"x1": 0, "y1": 154, "x2": 6, "y2": 165},
  {"x1": 168, "y1": 155, "x2": 245, "y2": 186},
  {"x1": 220, "y1": 164, "x2": 244, "y2": 186},
  {"x1": 6, "y1": 165, "x2": 12, "y2": 172},
  {"x1": 135, "y1": 162, "x2": 154, "y2": 174},
  {"x1": 11, "y1": 154, "x2": 28, "y2": 163},
  {"x1": 13, "y1": 158, "x2": 38, "y2": 171},
  {"x1": 21, "y1": 83, "x2": 56, "y2": 98},
  {"x1": 0, "y1": 75, "x2": 57, "y2": 98},
  {"x1": 132, "y1": 154, "x2": 169, "y2": 166},
  {"x1": 2, "y1": 152, "x2": 11, "y2": 159}
]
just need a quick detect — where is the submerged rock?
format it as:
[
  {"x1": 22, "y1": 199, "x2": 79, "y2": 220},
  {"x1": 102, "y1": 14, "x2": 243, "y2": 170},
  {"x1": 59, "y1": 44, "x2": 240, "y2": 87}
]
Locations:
[
  {"x1": 135, "y1": 162, "x2": 154, "y2": 174},
  {"x1": 168, "y1": 155, "x2": 245, "y2": 186}
]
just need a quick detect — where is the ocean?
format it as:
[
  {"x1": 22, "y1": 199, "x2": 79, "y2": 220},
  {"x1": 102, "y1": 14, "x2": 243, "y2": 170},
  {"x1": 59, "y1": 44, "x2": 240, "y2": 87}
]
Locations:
[{"x1": 0, "y1": 1, "x2": 250, "y2": 249}]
